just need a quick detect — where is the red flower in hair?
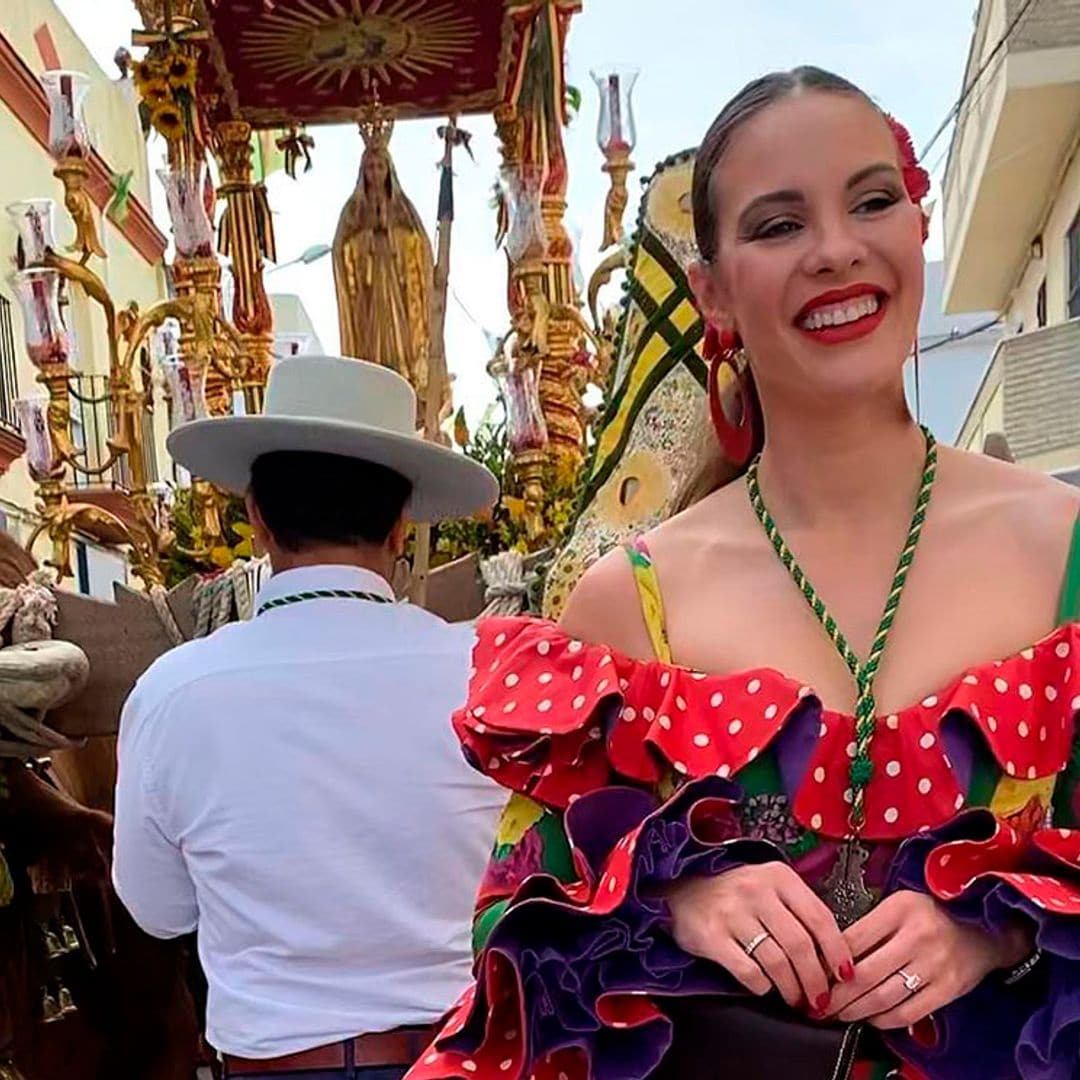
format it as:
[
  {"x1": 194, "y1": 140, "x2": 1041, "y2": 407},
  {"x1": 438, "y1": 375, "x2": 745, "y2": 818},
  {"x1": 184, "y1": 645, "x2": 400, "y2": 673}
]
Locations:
[{"x1": 884, "y1": 114, "x2": 931, "y2": 204}]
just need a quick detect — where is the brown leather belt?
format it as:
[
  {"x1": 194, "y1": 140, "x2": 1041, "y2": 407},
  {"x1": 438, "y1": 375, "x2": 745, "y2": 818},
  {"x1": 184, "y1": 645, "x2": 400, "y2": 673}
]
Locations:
[{"x1": 223, "y1": 1026, "x2": 435, "y2": 1074}]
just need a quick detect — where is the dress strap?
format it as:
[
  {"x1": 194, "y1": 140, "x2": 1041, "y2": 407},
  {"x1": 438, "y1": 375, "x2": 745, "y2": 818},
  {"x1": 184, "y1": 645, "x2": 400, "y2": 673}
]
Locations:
[
  {"x1": 1057, "y1": 512, "x2": 1080, "y2": 625},
  {"x1": 624, "y1": 537, "x2": 673, "y2": 663}
]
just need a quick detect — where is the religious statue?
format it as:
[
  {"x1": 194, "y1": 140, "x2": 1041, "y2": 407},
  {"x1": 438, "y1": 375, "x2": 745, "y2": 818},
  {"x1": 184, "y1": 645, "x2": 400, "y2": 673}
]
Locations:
[{"x1": 332, "y1": 112, "x2": 445, "y2": 429}]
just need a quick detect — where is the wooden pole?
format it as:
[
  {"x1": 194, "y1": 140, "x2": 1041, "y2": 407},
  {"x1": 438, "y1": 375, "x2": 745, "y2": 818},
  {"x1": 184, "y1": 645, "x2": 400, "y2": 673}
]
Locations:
[{"x1": 410, "y1": 117, "x2": 467, "y2": 607}]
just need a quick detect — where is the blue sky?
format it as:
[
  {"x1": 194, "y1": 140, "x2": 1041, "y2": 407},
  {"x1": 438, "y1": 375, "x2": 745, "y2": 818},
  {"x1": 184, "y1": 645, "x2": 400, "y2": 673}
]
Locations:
[{"x1": 57, "y1": 0, "x2": 980, "y2": 422}]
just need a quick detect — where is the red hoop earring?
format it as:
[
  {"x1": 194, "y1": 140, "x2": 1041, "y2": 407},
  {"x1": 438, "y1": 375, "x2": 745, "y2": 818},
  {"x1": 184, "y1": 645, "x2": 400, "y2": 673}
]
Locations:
[{"x1": 705, "y1": 325, "x2": 757, "y2": 467}]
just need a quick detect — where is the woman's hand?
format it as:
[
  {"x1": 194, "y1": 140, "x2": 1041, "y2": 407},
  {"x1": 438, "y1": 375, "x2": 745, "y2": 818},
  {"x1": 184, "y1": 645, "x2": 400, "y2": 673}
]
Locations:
[
  {"x1": 824, "y1": 889, "x2": 1033, "y2": 1029},
  {"x1": 668, "y1": 862, "x2": 854, "y2": 1013}
]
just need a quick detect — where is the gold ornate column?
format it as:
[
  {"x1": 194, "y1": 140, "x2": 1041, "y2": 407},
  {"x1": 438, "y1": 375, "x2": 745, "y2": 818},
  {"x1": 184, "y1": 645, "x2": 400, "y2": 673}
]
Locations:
[{"x1": 213, "y1": 119, "x2": 276, "y2": 413}]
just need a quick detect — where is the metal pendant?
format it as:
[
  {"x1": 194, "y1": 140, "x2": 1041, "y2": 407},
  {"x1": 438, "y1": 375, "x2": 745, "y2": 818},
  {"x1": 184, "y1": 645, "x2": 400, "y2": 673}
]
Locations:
[{"x1": 820, "y1": 841, "x2": 874, "y2": 929}]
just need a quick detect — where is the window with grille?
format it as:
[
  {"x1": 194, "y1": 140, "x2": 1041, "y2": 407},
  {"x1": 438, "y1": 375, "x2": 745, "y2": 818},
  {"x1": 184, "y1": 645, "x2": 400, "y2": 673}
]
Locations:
[
  {"x1": 1069, "y1": 210, "x2": 1080, "y2": 320},
  {"x1": 0, "y1": 293, "x2": 21, "y2": 432}
]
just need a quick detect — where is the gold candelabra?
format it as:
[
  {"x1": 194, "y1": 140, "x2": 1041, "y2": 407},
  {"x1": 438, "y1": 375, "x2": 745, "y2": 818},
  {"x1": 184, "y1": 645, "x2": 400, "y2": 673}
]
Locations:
[{"x1": 7, "y1": 66, "x2": 244, "y2": 586}]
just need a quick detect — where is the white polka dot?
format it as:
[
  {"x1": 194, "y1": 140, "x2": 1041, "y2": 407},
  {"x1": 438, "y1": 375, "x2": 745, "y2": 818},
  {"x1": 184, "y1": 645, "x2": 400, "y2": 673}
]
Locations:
[
  {"x1": 765, "y1": 704, "x2": 779, "y2": 720},
  {"x1": 1019, "y1": 721, "x2": 1030, "y2": 738},
  {"x1": 729, "y1": 719, "x2": 743, "y2": 735},
  {"x1": 573, "y1": 695, "x2": 586, "y2": 709},
  {"x1": 673, "y1": 760, "x2": 688, "y2": 774},
  {"x1": 1046, "y1": 686, "x2": 1059, "y2": 702},
  {"x1": 940, "y1": 854, "x2": 952, "y2": 867},
  {"x1": 622, "y1": 707, "x2": 637, "y2": 723},
  {"x1": 540, "y1": 727, "x2": 552, "y2": 735},
  {"x1": 1058, "y1": 642, "x2": 1072, "y2": 659},
  {"x1": 620, "y1": 679, "x2": 629, "y2": 692},
  {"x1": 675, "y1": 695, "x2": 687, "y2": 711},
  {"x1": 995, "y1": 678, "x2": 1009, "y2": 693},
  {"x1": 799, "y1": 685, "x2": 812, "y2": 698},
  {"x1": 643, "y1": 707, "x2": 655, "y2": 722},
  {"x1": 1040, "y1": 725, "x2": 1048, "y2": 742},
  {"x1": 922, "y1": 695, "x2": 938, "y2": 708},
  {"x1": 488, "y1": 756, "x2": 501, "y2": 771},
  {"x1": 607, "y1": 876, "x2": 617, "y2": 893},
  {"x1": 538, "y1": 699, "x2": 552, "y2": 713},
  {"x1": 963, "y1": 674, "x2": 979, "y2": 686},
  {"x1": 1019, "y1": 684, "x2": 1034, "y2": 701},
  {"x1": 660, "y1": 671, "x2": 671, "y2": 688},
  {"x1": 572, "y1": 665, "x2": 583, "y2": 681},
  {"x1": 748, "y1": 746, "x2": 760, "y2": 761},
  {"x1": 884, "y1": 807, "x2": 899, "y2": 824},
  {"x1": 844, "y1": 788, "x2": 854, "y2": 804},
  {"x1": 503, "y1": 701, "x2": 517, "y2": 714},
  {"x1": 425, "y1": 1053, "x2": 438, "y2": 1065},
  {"x1": 886, "y1": 760, "x2": 901, "y2": 777},
  {"x1": 658, "y1": 714, "x2": 672, "y2": 730},
  {"x1": 955, "y1": 793, "x2": 965, "y2": 810},
  {"x1": 505, "y1": 1030, "x2": 518, "y2": 1041},
  {"x1": 918, "y1": 825, "x2": 930, "y2": 833},
  {"x1": 494, "y1": 633, "x2": 507, "y2": 647},
  {"x1": 597, "y1": 679, "x2": 610, "y2": 693},
  {"x1": 886, "y1": 714, "x2": 900, "y2": 730},
  {"x1": 988, "y1": 715, "x2": 998, "y2": 732},
  {"x1": 918, "y1": 778, "x2": 933, "y2": 795},
  {"x1": 1021, "y1": 648, "x2": 1035, "y2": 661},
  {"x1": 971, "y1": 703, "x2": 981, "y2": 719},
  {"x1": 537, "y1": 639, "x2": 551, "y2": 655},
  {"x1": 1006, "y1": 760, "x2": 1016, "y2": 775},
  {"x1": 710, "y1": 692, "x2": 725, "y2": 708},
  {"x1": 747, "y1": 678, "x2": 762, "y2": 695},
  {"x1": 1072, "y1": 696, "x2": 1080, "y2": 711},
  {"x1": 568, "y1": 640, "x2": 583, "y2": 653},
  {"x1": 490, "y1": 660, "x2": 500, "y2": 673},
  {"x1": 463, "y1": 1060, "x2": 477, "y2": 1072},
  {"x1": 599, "y1": 654, "x2": 612, "y2": 667},
  {"x1": 717, "y1": 764, "x2": 732, "y2": 778},
  {"x1": 846, "y1": 741, "x2": 858, "y2": 758},
  {"x1": 811, "y1": 813, "x2": 823, "y2": 829},
  {"x1": 813, "y1": 766, "x2": 826, "y2": 783},
  {"x1": 474, "y1": 706, "x2": 486, "y2": 718},
  {"x1": 475, "y1": 722, "x2": 487, "y2": 734},
  {"x1": 539, "y1": 672, "x2": 553, "y2": 685},
  {"x1": 919, "y1": 732, "x2": 936, "y2": 750},
  {"x1": 500, "y1": 1061, "x2": 514, "y2": 1072},
  {"x1": 504, "y1": 673, "x2": 519, "y2": 688},
  {"x1": 819, "y1": 721, "x2": 829, "y2": 737},
  {"x1": 1028, "y1": 766, "x2": 1038, "y2": 780},
  {"x1": 694, "y1": 733, "x2": 711, "y2": 748}
]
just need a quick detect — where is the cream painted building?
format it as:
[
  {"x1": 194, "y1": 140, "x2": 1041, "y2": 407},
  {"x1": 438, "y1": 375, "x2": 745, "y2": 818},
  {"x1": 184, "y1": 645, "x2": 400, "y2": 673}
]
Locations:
[
  {"x1": 0, "y1": 0, "x2": 169, "y2": 595},
  {"x1": 946, "y1": 0, "x2": 1080, "y2": 475}
]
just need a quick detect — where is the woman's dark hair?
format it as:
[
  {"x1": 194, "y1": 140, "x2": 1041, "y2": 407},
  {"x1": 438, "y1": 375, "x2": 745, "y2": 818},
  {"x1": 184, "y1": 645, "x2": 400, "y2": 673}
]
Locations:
[
  {"x1": 250, "y1": 450, "x2": 412, "y2": 553},
  {"x1": 691, "y1": 66, "x2": 874, "y2": 262}
]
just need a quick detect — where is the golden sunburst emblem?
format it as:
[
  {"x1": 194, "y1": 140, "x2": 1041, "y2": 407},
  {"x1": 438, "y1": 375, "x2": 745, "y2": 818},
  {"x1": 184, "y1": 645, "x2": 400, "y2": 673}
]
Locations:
[{"x1": 241, "y1": 0, "x2": 480, "y2": 93}]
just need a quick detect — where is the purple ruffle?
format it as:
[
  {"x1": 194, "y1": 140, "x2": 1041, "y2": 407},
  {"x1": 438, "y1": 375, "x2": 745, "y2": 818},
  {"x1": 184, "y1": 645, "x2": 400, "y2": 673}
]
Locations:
[
  {"x1": 885, "y1": 810, "x2": 1079, "y2": 1080},
  {"x1": 440, "y1": 777, "x2": 784, "y2": 1080}
]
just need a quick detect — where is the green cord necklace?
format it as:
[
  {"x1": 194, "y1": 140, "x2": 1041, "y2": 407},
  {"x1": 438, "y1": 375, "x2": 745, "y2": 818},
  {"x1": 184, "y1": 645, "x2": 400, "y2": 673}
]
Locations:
[{"x1": 745, "y1": 427, "x2": 938, "y2": 924}]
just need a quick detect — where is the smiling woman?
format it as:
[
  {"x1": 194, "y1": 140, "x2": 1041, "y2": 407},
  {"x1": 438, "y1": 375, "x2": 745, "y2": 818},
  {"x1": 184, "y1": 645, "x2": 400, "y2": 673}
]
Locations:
[{"x1": 404, "y1": 67, "x2": 1080, "y2": 1080}]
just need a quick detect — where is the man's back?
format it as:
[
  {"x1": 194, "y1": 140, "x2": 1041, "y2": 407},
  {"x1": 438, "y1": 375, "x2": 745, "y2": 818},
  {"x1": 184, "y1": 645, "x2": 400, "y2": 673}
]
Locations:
[{"x1": 114, "y1": 566, "x2": 504, "y2": 1059}]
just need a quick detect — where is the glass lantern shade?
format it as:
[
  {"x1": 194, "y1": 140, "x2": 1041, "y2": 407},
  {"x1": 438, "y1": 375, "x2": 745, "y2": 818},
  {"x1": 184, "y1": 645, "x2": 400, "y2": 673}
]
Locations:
[
  {"x1": 38, "y1": 71, "x2": 92, "y2": 159},
  {"x1": 591, "y1": 67, "x2": 639, "y2": 155},
  {"x1": 160, "y1": 356, "x2": 205, "y2": 427},
  {"x1": 502, "y1": 166, "x2": 546, "y2": 264},
  {"x1": 14, "y1": 396, "x2": 56, "y2": 477},
  {"x1": 9, "y1": 269, "x2": 71, "y2": 370},
  {"x1": 158, "y1": 164, "x2": 215, "y2": 258},
  {"x1": 6, "y1": 200, "x2": 57, "y2": 266},
  {"x1": 493, "y1": 358, "x2": 548, "y2": 455}
]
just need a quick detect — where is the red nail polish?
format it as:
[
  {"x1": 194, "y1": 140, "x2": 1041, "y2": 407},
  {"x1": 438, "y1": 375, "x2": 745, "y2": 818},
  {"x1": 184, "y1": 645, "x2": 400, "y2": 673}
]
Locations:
[
  {"x1": 815, "y1": 992, "x2": 831, "y2": 1012},
  {"x1": 839, "y1": 961, "x2": 855, "y2": 982}
]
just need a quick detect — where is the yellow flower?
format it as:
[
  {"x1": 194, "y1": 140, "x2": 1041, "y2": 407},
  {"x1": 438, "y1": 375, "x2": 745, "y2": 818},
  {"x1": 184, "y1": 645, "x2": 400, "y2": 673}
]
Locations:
[
  {"x1": 165, "y1": 53, "x2": 197, "y2": 90},
  {"x1": 133, "y1": 58, "x2": 165, "y2": 90},
  {"x1": 150, "y1": 102, "x2": 185, "y2": 141},
  {"x1": 209, "y1": 545, "x2": 233, "y2": 569},
  {"x1": 140, "y1": 78, "x2": 171, "y2": 106}
]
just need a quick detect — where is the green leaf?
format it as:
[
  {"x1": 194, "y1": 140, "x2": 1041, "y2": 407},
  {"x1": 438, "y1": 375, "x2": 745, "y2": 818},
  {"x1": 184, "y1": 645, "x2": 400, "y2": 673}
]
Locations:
[{"x1": 565, "y1": 84, "x2": 582, "y2": 115}]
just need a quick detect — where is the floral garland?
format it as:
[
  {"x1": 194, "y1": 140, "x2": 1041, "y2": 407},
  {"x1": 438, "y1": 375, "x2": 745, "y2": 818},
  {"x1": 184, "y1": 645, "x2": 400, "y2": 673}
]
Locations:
[{"x1": 132, "y1": 48, "x2": 200, "y2": 143}]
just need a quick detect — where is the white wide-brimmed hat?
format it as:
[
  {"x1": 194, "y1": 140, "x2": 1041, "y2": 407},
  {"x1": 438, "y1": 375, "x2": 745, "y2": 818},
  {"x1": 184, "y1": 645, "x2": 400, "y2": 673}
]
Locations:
[{"x1": 166, "y1": 355, "x2": 499, "y2": 523}]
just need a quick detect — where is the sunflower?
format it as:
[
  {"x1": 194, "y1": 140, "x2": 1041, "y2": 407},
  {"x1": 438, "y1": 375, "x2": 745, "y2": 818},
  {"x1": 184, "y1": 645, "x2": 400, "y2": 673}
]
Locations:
[
  {"x1": 165, "y1": 53, "x2": 197, "y2": 90},
  {"x1": 150, "y1": 102, "x2": 185, "y2": 141},
  {"x1": 132, "y1": 57, "x2": 164, "y2": 90},
  {"x1": 140, "y1": 78, "x2": 172, "y2": 107}
]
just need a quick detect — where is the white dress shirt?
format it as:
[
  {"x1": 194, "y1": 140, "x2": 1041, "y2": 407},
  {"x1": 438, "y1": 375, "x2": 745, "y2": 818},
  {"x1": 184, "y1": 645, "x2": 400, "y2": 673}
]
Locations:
[{"x1": 113, "y1": 565, "x2": 504, "y2": 1059}]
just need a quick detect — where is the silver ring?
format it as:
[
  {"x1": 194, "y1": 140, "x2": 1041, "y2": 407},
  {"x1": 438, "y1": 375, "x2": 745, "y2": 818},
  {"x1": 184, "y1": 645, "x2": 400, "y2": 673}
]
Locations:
[
  {"x1": 898, "y1": 969, "x2": 923, "y2": 993},
  {"x1": 742, "y1": 931, "x2": 771, "y2": 957}
]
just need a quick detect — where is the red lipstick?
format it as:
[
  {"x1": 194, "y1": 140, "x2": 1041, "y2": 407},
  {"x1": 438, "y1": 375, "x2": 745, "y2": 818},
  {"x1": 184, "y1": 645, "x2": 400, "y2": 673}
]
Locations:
[{"x1": 795, "y1": 283, "x2": 887, "y2": 346}]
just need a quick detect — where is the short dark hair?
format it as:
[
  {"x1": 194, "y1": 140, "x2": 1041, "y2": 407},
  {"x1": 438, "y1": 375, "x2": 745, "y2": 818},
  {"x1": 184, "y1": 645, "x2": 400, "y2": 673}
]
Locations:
[
  {"x1": 692, "y1": 67, "x2": 874, "y2": 262},
  {"x1": 249, "y1": 451, "x2": 412, "y2": 552}
]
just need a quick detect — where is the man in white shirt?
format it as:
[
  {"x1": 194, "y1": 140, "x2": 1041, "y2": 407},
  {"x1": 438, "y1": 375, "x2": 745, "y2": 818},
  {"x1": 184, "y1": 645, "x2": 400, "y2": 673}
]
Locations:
[{"x1": 113, "y1": 357, "x2": 503, "y2": 1079}]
